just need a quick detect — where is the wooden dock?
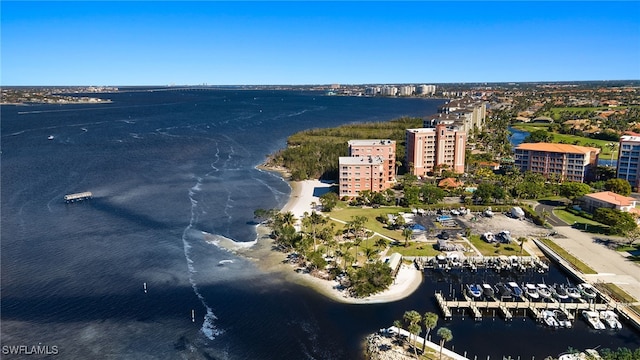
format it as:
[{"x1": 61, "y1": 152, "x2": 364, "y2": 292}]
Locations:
[
  {"x1": 64, "y1": 192, "x2": 92, "y2": 203},
  {"x1": 434, "y1": 291, "x2": 608, "y2": 321}
]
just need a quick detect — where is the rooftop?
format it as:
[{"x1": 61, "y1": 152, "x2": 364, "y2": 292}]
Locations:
[
  {"x1": 339, "y1": 155, "x2": 384, "y2": 165},
  {"x1": 348, "y1": 139, "x2": 395, "y2": 146},
  {"x1": 516, "y1": 142, "x2": 600, "y2": 155},
  {"x1": 583, "y1": 191, "x2": 636, "y2": 207},
  {"x1": 620, "y1": 135, "x2": 640, "y2": 143}
]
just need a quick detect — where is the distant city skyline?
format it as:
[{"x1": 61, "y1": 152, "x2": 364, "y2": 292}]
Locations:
[{"x1": 2, "y1": 1, "x2": 639, "y2": 86}]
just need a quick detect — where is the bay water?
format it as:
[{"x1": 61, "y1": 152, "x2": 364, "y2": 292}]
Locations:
[{"x1": 2, "y1": 89, "x2": 638, "y2": 359}]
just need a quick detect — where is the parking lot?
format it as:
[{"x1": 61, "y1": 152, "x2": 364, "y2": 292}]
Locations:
[{"x1": 412, "y1": 209, "x2": 548, "y2": 240}]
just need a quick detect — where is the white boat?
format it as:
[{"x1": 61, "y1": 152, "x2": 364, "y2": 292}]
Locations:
[
  {"x1": 582, "y1": 310, "x2": 606, "y2": 330},
  {"x1": 507, "y1": 282, "x2": 523, "y2": 299},
  {"x1": 566, "y1": 285, "x2": 582, "y2": 300},
  {"x1": 599, "y1": 310, "x2": 622, "y2": 329},
  {"x1": 542, "y1": 310, "x2": 559, "y2": 327},
  {"x1": 577, "y1": 283, "x2": 598, "y2": 299},
  {"x1": 536, "y1": 283, "x2": 553, "y2": 299},
  {"x1": 559, "y1": 349, "x2": 601, "y2": 360},
  {"x1": 48, "y1": 135, "x2": 54, "y2": 140},
  {"x1": 551, "y1": 283, "x2": 569, "y2": 300},
  {"x1": 553, "y1": 309, "x2": 572, "y2": 328},
  {"x1": 524, "y1": 283, "x2": 540, "y2": 300}
]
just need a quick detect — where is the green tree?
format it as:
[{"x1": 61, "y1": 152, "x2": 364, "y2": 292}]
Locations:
[
  {"x1": 319, "y1": 191, "x2": 340, "y2": 212},
  {"x1": 604, "y1": 178, "x2": 632, "y2": 196},
  {"x1": 474, "y1": 182, "x2": 496, "y2": 204},
  {"x1": 559, "y1": 182, "x2": 592, "y2": 201},
  {"x1": 421, "y1": 183, "x2": 446, "y2": 204},
  {"x1": 594, "y1": 208, "x2": 637, "y2": 235},
  {"x1": 436, "y1": 327, "x2": 453, "y2": 360},
  {"x1": 422, "y1": 312, "x2": 439, "y2": 353},
  {"x1": 523, "y1": 129, "x2": 553, "y2": 143},
  {"x1": 348, "y1": 261, "x2": 393, "y2": 297}
]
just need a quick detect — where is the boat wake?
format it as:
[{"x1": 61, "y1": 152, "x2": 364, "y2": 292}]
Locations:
[{"x1": 182, "y1": 178, "x2": 224, "y2": 340}]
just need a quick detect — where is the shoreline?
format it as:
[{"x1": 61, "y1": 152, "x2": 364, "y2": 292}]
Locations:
[{"x1": 236, "y1": 163, "x2": 423, "y2": 304}]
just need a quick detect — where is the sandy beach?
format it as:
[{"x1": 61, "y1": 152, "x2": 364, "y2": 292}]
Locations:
[{"x1": 235, "y1": 177, "x2": 422, "y2": 304}]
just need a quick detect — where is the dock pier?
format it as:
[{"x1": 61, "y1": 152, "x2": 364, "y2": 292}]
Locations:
[
  {"x1": 434, "y1": 291, "x2": 609, "y2": 322},
  {"x1": 64, "y1": 191, "x2": 93, "y2": 203}
]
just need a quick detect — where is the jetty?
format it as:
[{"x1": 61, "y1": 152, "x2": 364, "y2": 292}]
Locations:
[{"x1": 64, "y1": 192, "x2": 92, "y2": 203}]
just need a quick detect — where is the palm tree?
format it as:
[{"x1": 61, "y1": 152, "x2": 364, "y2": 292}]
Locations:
[
  {"x1": 422, "y1": 312, "x2": 438, "y2": 352},
  {"x1": 375, "y1": 238, "x2": 388, "y2": 253},
  {"x1": 302, "y1": 211, "x2": 327, "y2": 251},
  {"x1": 392, "y1": 319, "x2": 403, "y2": 343},
  {"x1": 518, "y1": 236, "x2": 528, "y2": 255},
  {"x1": 395, "y1": 160, "x2": 403, "y2": 178},
  {"x1": 282, "y1": 211, "x2": 295, "y2": 227},
  {"x1": 437, "y1": 327, "x2": 453, "y2": 360},
  {"x1": 402, "y1": 227, "x2": 413, "y2": 247},
  {"x1": 353, "y1": 237, "x2": 362, "y2": 265},
  {"x1": 403, "y1": 310, "x2": 422, "y2": 358},
  {"x1": 363, "y1": 247, "x2": 377, "y2": 263}
]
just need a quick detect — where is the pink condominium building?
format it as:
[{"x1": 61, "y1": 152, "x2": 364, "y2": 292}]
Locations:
[
  {"x1": 339, "y1": 139, "x2": 396, "y2": 197},
  {"x1": 405, "y1": 124, "x2": 466, "y2": 177}
]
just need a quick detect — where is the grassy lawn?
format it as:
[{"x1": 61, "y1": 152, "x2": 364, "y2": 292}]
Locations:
[
  {"x1": 595, "y1": 283, "x2": 637, "y2": 303},
  {"x1": 329, "y1": 206, "x2": 411, "y2": 241},
  {"x1": 389, "y1": 242, "x2": 441, "y2": 257},
  {"x1": 510, "y1": 123, "x2": 615, "y2": 157},
  {"x1": 539, "y1": 238, "x2": 598, "y2": 274},
  {"x1": 468, "y1": 235, "x2": 527, "y2": 256},
  {"x1": 553, "y1": 208, "x2": 604, "y2": 227}
]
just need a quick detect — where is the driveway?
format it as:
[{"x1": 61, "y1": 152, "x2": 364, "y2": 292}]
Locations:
[{"x1": 535, "y1": 200, "x2": 568, "y2": 227}]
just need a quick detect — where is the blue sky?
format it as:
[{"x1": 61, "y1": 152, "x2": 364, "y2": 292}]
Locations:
[{"x1": 2, "y1": 1, "x2": 639, "y2": 85}]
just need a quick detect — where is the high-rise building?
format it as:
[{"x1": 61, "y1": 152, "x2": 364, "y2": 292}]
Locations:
[
  {"x1": 339, "y1": 139, "x2": 397, "y2": 197},
  {"x1": 514, "y1": 143, "x2": 600, "y2": 183},
  {"x1": 405, "y1": 124, "x2": 466, "y2": 177},
  {"x1": 617, "y1": 135, "x2": 640, "y2": 189},
  {"x1": 338, "y1": 156, "x2": 387, "y2": 198}
]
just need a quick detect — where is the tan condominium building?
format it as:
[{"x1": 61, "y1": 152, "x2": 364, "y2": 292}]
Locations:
[
  {"x1": 338, "y1": 139, "x2": 396, "y2": 197},
  {"x1": 347, "y1": 139, "x2": 396, "y2": 184},
  {"x1": 514, "y1": 142, "x2": 600, "y2": 182},
  {"x1": 338, "y1": 155, "x2": 388, "y2": 197},
  {"x1": 405, "y1": 124, "x2": 466, "y2": 177}
]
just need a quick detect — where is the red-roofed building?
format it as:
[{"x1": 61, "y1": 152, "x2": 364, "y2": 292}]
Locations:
[
  {"x1": 514, "y1": 142, "x2": 600, "y2": 182},
  {"x1": 580, "y1": 191, "x2": 637, "y2": 213}
]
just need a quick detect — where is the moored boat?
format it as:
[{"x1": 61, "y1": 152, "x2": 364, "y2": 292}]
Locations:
[
  {"x1": 524, "y1": 283, "x2": 540, "y2": 300},
  {"x1": 577, "y1": 283, "x2": 598, "y2": 299},
  {"x1": 507, "y1": 281, "x2": 523, "y2": 299},
  {"x1": 537, "y1": 283, "x2": 553, "y2": 299},
  {"x1": 551, "y1": 283, "x2": 569, "y2": 300},
  {"x1": 494, "y1": 282, "x2": 513, "y2": 300},
  {"x1": 566, "y1": 285, "x2": 582, "y2": 300},
  {"x1": 582, "y1": 310, "x2": 606, "y2": 330},
  {"x1": 466, "y1": 284, "x2": 483, "y2": 299},
  {"x1": 599, "y1": 310, "x2": 622, "y2": 329},
  {"x1": 542, "y1": 310, "x2": 559, "y2": 327},
  {"x1": 481, "y1": 283, "x2": 495, "y2": 299},
  {"x1": 553, "y1": 309, "x2": 572, "y2": 328}
]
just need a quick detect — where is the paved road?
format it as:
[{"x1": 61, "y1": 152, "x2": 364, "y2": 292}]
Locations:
[
  {"x1": 534, "y1": 202, "x2": 568, "y2": 227},
  {"x1": 530, "y1": 201, "x2": 640, "y2": 302}
]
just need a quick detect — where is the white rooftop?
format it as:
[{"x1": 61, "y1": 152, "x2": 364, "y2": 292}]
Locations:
[
  {"x1": 339, "y1": 155, "x2": 384, "y2": 165},
  {"x1": 620, "y1": 135, "x2": 640, "y2": 143},
  {"x1": 348, "y1": 139, "x2": 395, "y2": 146}
]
